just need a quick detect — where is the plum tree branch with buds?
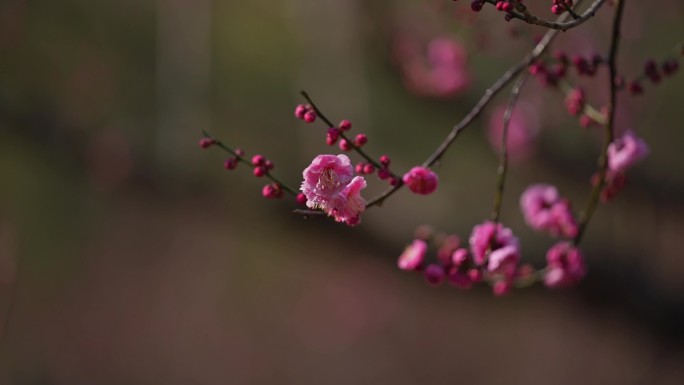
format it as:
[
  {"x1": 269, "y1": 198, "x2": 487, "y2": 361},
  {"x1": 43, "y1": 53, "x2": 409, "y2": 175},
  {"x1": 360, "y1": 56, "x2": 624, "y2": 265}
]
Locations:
[{"x1": 201, "y1": 0, "x2": 677, "y2": 295}]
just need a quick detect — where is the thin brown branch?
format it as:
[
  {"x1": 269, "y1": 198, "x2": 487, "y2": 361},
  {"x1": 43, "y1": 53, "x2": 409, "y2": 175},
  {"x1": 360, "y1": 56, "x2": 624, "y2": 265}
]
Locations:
[
  {"x1": 574, "y1": 0, "x2": 626, "y2": 244},
  {"x1": 299, "y1": 91, "x2": 397, "y2": 177},
  {"x1": 364, "y1": 8, "x2": 577, "y2": 209},
  {"x1": 202, "y1": 131, "x2": 299, "y2": 196},
  {"x1": 511, "y1": 0, "x2": 606, "y2": 32},
  {"x1": 491, "y1": 73, "x2": 529, "y2": 223}
]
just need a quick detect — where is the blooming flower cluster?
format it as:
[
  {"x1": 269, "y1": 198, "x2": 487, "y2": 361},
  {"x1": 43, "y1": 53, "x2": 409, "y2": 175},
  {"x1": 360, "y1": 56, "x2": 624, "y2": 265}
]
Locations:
[
  {"x1": 300, "y1": 154, "x2": 367, "y2": 226},
  {"x1": 520, "y1": 184, "x2": 578, "y2": 238},
  {"x1": 397, "y1": 221, "x2": 525, "y2": 295},
  {"x1": 544, "y1": 242, "x2": 586, "y2": 288}
]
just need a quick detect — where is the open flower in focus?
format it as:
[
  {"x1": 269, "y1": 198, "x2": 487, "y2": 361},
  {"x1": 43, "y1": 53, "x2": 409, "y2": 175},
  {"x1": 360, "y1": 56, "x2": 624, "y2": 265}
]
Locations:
[
  {"x1": 301, "y1": 154, "x2": 366, "y2": 226},
  {"x1": 331, "y1": 176, "x2": 367, "y2": 226}
]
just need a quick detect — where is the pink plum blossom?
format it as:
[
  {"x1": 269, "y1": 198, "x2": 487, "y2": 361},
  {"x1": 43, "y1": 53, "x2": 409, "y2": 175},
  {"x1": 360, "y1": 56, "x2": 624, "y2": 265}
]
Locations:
[
  {"x1": 487, "y1": 245, "x2": 521, "y2": 279},
  {"x1": 607, "y1": 130, "x2": 649, "y2": 173},
  {"x1": 398, "y1": 239, "x2": 427, "y2": 271},
  {"x1": 543, "y1": 242, "x2": 587, "y2": 288},
  {"x1": 402, "y1": 166, "x2": 439, "y2": 195},
  {"x1": 487, "y1": 103, "x2": 539, "y2": 161},
  {"x1": 301, "y1": 154, "x2": 366, "y2": 226},
  {"x1": 520, "y1": 184, "x2": 578, "y2": 238},
  {"x1": 331, "y1": 176, "x2": 367, "y2": 226},
  {"x1": 468, "y1": 220, "x2": 520, "y2": 266},
  {"x1": 393, "y1": 35, "x2": 470, "y2": 98}
]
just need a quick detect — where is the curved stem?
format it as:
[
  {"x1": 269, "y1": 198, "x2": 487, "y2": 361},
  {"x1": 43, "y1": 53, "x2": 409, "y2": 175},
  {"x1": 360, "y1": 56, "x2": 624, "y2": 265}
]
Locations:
[
  {"x1": 423, "y1": 10, "x2": 572, "y2": 169},
  {"x1": 299, "y1": 91, "x2": 396, "y2": 176},
  {"x1": 202, "y1": 131, "x2": 298, "y2": 196},
  {"x1": 491, "y1": 73, "x2": 529, "y2": 222},
  {"x1": 509, "y1": 0, "x2": 606, "y2": 32},
  {"x1": 574, "y1": 0, "x2": 626, "y2": 244},
  {"x1": 364, "y1": 8, "x2": 576, "y2": 209}
]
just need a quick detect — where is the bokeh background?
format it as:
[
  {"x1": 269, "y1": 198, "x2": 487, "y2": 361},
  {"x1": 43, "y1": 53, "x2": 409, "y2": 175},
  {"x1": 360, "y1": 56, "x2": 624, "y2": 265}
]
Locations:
[{"x1": 1, "y1": 0, "x2": 684, "y2": 384}]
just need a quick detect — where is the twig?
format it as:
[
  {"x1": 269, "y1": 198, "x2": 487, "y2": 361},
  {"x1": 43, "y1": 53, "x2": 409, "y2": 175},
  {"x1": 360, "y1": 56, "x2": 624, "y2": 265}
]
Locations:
[
  {"x1": 299, "y1": 91, "x2": 397, "y2": 177},
  {"x1": 365, "y1": 8, "x2": 576, "y2": 209},
  {"x1": 574, "y1": 0, "x2": 626, "y2": 244},
  {"x1": 509, "y1": 0, "x2": 606, "y2": 32},
  {"x1": 491, "y1": 73, "x2": 529, "y2": 222},
  {"x1": 202, "y1": 131, "x2": 299, "y2": 196}
]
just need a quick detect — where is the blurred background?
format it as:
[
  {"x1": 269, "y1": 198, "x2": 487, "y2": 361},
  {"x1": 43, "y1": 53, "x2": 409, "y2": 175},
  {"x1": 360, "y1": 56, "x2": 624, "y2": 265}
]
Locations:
[{"x1": 1, "y1": 0, "x2": 683, "y2": 384}]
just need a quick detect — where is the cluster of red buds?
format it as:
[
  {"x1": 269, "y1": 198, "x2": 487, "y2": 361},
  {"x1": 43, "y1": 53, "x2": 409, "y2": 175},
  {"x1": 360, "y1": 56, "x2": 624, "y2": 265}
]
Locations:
[
  {"x1": 199, "y1": 134, "x2": 303, "y2": 203},
  {"x1": 551, "y1": 0, "x2": 573, "y2": 15},
  {"x1": 627, "y1": 55, "x2": 681, "y2": 96}
]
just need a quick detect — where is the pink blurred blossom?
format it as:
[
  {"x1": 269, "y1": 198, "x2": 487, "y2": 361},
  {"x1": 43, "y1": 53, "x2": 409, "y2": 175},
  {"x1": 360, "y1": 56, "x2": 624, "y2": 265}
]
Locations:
[
  {"x1": 394, "y1": 35, "x2": 470, "y2": 98},
  {"x1": 520, "y1": 184, "x2": 578, "y2": 238},
  {"x1": 607, "y1": 130, "x2": 649, "y2": 173},
  {"x1": 543, "y1": 242, "x2": 587, "y2": 288},
  {"x1": 487, "y1": 245, "x2": 521, "y2": 279},
  {"x1": 398, "y1": 239, "x2": 427, "y2": 271},
  {"x1": 487, "y1": 103, "x2": 539, "y2": 161},
  {"x1": 468, "y1": 221, "x2": 520, "y2": 267}
]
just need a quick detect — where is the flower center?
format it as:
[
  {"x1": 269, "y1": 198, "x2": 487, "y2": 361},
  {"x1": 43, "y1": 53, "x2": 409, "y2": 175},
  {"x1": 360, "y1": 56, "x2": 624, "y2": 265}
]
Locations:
[{"x1": 318, "y1": 168, "x2": 339, "y2": 191}]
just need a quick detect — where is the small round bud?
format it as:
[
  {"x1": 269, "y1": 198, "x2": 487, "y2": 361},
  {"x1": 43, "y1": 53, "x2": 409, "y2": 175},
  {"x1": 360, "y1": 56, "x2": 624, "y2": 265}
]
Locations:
[
  {"x1": 493, "y1": 280, "x2": 511, "y2": 296},
  {"x1": 355, "y1": 162, "x2": 365, "y2": 174},
  {"x1": 253, "y1": 166, "x2": 266, "y2": 177},
  {"x1": 424, "y1": 264, "x2": 446, "y2": 286},
  {"x1": 294, "y1": 104, "x2": 307, "y2": 119},
  {"x1": 628, "y1": 81, "x2": 644, "y2": 95},
  {"x1": 303, "y1": 110, "x2": 317, "y2": 123},
  {"x1": 362, "y1": 163, "x2": 375, "y2": 174},
  {"x1": 326, "y1": 134, "x2": 338, "y2": 146},
  {"x1": 234, "y1": 148, "x2": 245, "y2": 157},
  {"x1": 471, "y1": 0, "x2": 484, "y2": 12},
  {"x1": 251, "y1": 154, "x2": 266, "y2": 167},
  {"x1": 379, "y1": 155, "x2": 391, "y2": 166},
  {"x1": 262, "y1": 184, "x2": 277, "y2": 199},
  {"x1": 339, "y1": 139, "x2": 352, "y2": 152},
  {"x1": 264, "y1": 160, "x2": 274, "y2": 170},
  {"x1": 338, "y1": 120, "x2": 352, "y2": 131},
  {"x1": 224, "y1": 158, "x2": 238, "y2": 170},
  {"x1": 354, "y1": 133, "x2": 368, "y2": 147},
  {"x1": 296, "y1": 193, "x2": 307, "y2": 205},
  {"x1": 199, "y1": 138, "x2": 215, "y2": 149},
  {"x1": 662, "y1": 59, "x2": 680, "y2": 76},
  {"x1": 328, "y1": 127, "x2": 340, "y2": 140},
  {"x1": 378, "y1": 168, "x2": 391, "y2": 180},
  {"x1": 467, "y1": 268, "x2": 483, "y2": 283},
  {"x1": 579, "y1": 114, "x2": 593, "y2": 128}
]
